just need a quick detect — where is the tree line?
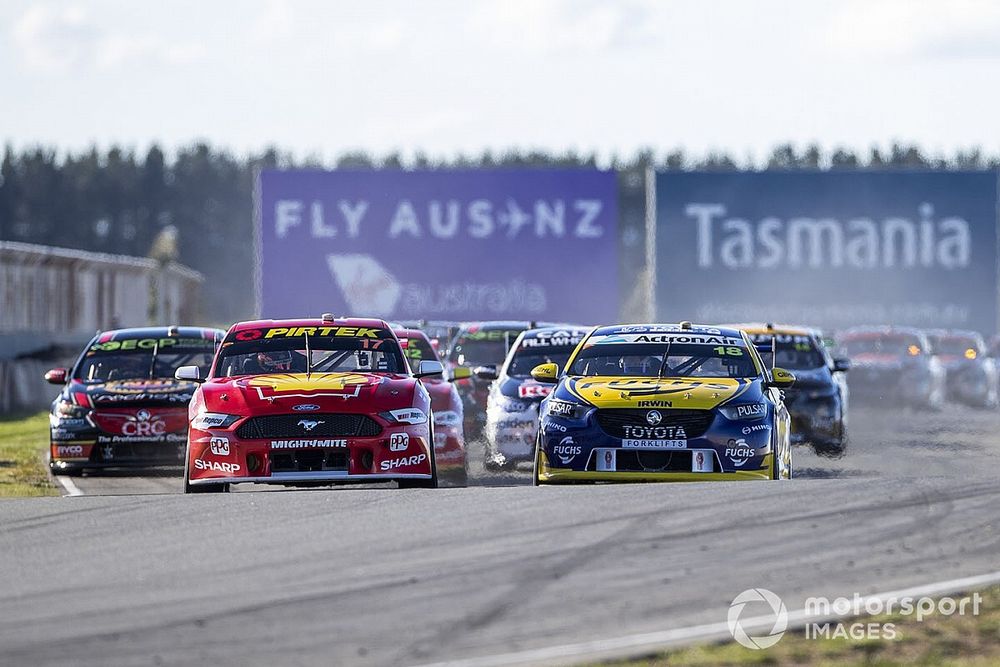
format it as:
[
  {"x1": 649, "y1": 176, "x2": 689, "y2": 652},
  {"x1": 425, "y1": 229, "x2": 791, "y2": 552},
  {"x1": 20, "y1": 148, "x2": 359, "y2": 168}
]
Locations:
[{"x1": 0, "y1": 141, "x2": 997, "y2": 323}]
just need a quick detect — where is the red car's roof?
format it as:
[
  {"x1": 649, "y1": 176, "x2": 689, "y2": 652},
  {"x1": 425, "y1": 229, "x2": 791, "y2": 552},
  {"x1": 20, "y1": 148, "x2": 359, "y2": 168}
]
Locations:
[
  {"x1": 391, "y1": 327, "x2": 430, "y2": 341},
  {"x1": 231, "y1": 317, "x2": 391, "y2": 331}
]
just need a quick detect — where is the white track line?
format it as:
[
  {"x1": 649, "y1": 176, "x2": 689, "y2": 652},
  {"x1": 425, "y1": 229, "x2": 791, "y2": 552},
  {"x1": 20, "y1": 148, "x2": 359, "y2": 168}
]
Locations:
[
  {"x1": 418, "y1": 569, "x2": 1000, "y2": 667},
  {"x1": 53, "y1": 475, "x2": 84, "y2": 497}
]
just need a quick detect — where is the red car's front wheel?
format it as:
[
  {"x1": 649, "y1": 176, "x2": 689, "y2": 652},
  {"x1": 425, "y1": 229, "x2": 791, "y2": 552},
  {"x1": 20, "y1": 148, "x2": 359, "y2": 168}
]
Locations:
[{"x1": 183, "y1": 440, "x2": 230, "y2": 494}]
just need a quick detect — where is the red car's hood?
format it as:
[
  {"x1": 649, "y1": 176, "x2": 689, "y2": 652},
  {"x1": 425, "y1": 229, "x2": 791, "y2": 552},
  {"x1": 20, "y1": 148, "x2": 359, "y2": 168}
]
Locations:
[{"x1": 201, "y1": 372, "x2": 417, "y2": 415}]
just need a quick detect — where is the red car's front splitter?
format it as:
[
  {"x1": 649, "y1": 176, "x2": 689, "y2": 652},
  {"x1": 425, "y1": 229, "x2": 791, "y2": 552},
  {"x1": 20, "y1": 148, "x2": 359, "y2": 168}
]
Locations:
[
  {"x1": 187, "y1": 428, "x2": 436, "y2": 483},
  {"x1": 187, "y1": 472, "x2": 433, "y2": 485}
]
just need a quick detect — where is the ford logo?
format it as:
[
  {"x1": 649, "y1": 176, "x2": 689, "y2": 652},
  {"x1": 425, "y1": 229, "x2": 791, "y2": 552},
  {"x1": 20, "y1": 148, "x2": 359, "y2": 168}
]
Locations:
[
  {"x1": 646, "y1": 410, "x2": 662, "y2": 426},
  {"x1": 292, "y1": 404, "x2": 320, "y2": 412}
]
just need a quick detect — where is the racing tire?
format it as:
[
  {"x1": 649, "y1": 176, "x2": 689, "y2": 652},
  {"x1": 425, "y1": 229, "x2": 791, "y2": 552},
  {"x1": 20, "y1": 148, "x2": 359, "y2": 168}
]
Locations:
[
  {"x1": 398, "y1": 429, "x2": 439, "y2": 489},
  {"x1": 812, "y1": 438, "x2": 847, "y2": 458},
  {"x1": 977, "y1": 387, "x2": 999, "y2": 409},
  {"x1": 531, "y1": 436, "x2": 542, "y2": 486},
  {"x1": 925, "y1": 386, "x2": 946, "y2": 412},
  {"x1": 51, "y1": 463, "x2": 84, "y2": 477},
  {"x1": 185, "y1": 480, "x2": 230, "y2": 493},
  {"x1": 447, "y1": 461, "x2": 469, "y2": 488},
  {"x1": 182, "y1": 441, "x2": 230, "y2": 494}
]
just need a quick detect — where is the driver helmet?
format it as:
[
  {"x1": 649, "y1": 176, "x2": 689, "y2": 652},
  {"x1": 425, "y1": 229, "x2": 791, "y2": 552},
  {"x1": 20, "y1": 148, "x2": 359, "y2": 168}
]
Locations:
[
  {"x1": 621, "y1": 355, "x2": 655, "y2": 376},
  {"x1": 257, "y1": 350, "x2": 294, "y2": 371}
]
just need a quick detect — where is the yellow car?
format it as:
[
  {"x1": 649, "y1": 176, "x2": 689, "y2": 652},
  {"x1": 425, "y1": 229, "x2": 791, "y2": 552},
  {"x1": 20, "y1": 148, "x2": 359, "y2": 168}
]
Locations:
[{"x1": 531, "y1": 322, "x2": 794, "y2": 484}]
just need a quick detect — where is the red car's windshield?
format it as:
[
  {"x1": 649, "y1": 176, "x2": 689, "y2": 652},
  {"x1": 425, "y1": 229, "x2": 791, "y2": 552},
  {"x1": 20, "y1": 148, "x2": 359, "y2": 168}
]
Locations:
[{"x1": 215, "y1": 327, "x2": 407, "y2": 377}]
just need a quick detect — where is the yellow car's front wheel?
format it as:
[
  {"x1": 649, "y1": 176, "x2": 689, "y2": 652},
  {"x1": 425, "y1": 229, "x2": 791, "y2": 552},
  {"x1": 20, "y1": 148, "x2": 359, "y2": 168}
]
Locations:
[{"x1": 531, "y1": 435, "x2": 542, "y2": 486}]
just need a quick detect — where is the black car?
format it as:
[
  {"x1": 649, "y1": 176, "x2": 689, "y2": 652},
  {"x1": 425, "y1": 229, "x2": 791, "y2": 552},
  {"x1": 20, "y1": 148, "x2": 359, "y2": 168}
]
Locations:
[
  {"x1": 740, "y1": 324, "x2": 850, "y2": 457},
  {"x1": 45, "y1": 326, "x2": 224, "y2": 475},
  {"x1": 394, "y1": 320, "x2": 461, "y2": 359}
]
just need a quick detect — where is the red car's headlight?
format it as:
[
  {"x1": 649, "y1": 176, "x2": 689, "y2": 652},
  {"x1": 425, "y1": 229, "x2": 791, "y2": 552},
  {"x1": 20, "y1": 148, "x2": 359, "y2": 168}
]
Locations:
[
  {"x1": 380, "y1": 408, "x2": 428, "y2": 425},
  {"x1": 191, "y1": 413, "x2": 240, "y2": 430}
]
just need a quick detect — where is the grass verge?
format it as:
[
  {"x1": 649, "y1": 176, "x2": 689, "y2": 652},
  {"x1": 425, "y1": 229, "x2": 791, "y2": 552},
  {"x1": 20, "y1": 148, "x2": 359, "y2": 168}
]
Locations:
[
  {"x1": 0, "y1": 412, "x2": 58, "y2": 497},
  {"x1": 602, "y1": 585, "x2": 999, "y2": 666}
]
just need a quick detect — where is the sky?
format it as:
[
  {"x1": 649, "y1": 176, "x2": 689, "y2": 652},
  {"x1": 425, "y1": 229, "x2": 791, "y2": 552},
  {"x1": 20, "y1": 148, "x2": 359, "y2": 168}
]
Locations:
[{"x1": 2, "y1": 0, "x2": 1000, "y2": 163}]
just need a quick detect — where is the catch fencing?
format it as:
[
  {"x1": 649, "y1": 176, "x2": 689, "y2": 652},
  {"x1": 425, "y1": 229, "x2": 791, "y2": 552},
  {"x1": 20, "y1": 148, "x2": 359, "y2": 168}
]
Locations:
[{"x1": 0, "y1": 241, "x2": 203, "y2": 412}]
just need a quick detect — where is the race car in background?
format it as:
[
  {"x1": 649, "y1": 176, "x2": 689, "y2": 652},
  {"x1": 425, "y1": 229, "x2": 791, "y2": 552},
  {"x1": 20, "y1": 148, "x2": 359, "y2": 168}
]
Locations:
[
  {"x1": 394, "y1": 326, "x2": 468, "y2": 485},
  {"x1": 396, "y1": 320, "x2": 462, "y2": 359},
  {"x1": 178, "y1": 315, "x2": 444, "y2": 492},
  {"x1": 446, "y1": 321, "x2": 556, "y2": 441},
  {"x1": 478, "y1": 326, "x2": 590, "y2": 471},
  {"x1": 924, "y1": 329, "x2": 999, "y2": 408},
  {"x1": 838, "y1": 326, "x2": 945, "y2": 409},
  {"x1": 736, "y1": 324, "x2": 850, "y2": 457},
  {"x1": 45, "y1": 326, "x2": 224, "y2": 475},
  {"x1": 531, "y1": 323, "x2": 794, "y2": 484}
]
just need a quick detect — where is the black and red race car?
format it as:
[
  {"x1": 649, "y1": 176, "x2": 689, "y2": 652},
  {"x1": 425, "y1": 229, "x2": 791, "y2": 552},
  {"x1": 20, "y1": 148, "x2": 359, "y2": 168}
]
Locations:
[
  {"x1": 177, "y1": 315, "x2": 445, "y2": 492},
  {"x1": 45, "y1": 326, "x2": 224, "y2": 475},
  {"x1": 393, "y1": 327, "x2": 468, "y2": 486}
]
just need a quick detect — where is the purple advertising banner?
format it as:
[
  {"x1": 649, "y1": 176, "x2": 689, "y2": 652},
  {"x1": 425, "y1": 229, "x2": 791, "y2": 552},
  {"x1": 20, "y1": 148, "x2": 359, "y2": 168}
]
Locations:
[{"x1": 257, "y1": 170, "x2": 618, "y2": 323}]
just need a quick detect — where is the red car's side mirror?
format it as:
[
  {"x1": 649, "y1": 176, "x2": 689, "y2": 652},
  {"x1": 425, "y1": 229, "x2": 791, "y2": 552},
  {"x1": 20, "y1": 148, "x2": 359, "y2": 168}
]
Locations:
[{"x1": 45, "y1": 368, "x2": 68, "y2": 385}]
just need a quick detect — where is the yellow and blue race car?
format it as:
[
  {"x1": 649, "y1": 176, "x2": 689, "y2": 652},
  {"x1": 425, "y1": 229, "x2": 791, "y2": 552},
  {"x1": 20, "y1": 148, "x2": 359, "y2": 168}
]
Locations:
[{"x1": 530, "y1": 323, "x2": 794, "y2": 484}]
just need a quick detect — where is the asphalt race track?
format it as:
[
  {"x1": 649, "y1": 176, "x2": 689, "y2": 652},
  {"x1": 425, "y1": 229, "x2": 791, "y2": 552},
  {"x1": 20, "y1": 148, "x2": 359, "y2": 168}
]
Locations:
[{"x1": 1, "y1": 405, "x2": 999, "y2": 666}]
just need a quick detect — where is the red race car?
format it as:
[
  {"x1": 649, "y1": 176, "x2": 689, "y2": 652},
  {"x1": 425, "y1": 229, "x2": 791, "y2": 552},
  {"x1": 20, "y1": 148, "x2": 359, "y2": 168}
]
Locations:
[
  {"x1": 177, "y1": 315, "x2": 445, "y2": 492},
  {"x1": 394, "y1": 327, "x2": 468, "y2": 486}
]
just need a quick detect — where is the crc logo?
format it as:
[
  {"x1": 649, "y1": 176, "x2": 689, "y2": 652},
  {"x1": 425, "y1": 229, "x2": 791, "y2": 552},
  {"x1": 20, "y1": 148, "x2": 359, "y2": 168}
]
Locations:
[
  {"x1": 122, "y1": 410, "x2": 166, "y2": 436},
  {"x1": 210, "y1": 437, "x2": 230, "y2": 456},
  {"x1": 297, "y1": 419, "x2": 325, "y2": 432},
  {"x1": 646, "y1": 410, "x2": 662, "y2": 426},
  {"x1": 728, "y1": 588, "x2": 788, "y2": 649}
]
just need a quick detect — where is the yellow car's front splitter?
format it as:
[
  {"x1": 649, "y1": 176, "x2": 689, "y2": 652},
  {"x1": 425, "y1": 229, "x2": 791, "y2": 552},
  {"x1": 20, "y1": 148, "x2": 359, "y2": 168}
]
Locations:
[{"x1": 537, "y1": 453, "x2": 774, "y2": 483}]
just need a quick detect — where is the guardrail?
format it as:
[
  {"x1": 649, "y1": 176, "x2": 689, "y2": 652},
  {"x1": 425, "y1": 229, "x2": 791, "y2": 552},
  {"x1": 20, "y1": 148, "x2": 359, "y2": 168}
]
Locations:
[
  {"x1": 0, "y1": 242, "x2": 204, "y2": 411},
  {"x1": 0, "y1": 241, "x2": 202, "y2": 347}
]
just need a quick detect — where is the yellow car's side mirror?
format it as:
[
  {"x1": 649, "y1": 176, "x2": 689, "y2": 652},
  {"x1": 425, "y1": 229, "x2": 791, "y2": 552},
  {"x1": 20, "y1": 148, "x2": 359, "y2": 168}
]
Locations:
[
  {"x1": 530, "y1": 363, "x2": 560, "y2": 384},
  {"x1": 769, "y1": 367, "x2": 796, "y2": 388},
  {"x1": 449, "y1": 366, "x2": 472, "y2": 381}
]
